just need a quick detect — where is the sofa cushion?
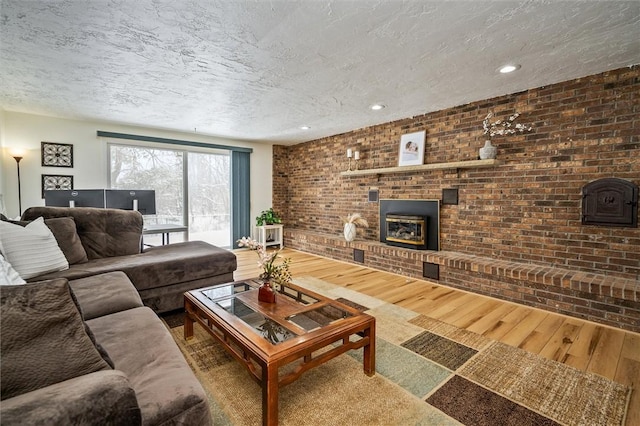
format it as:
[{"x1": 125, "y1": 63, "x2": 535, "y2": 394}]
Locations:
[
  {"x1": 0, "y1": 279, "x2": 112, "y2": 400},
  {"x1": 87, "y1": 307, "x2": 211, "y2": 425},
  {"x1": 127, "y1": 241, "x2": 237, "y2": 291},
  {"x1": 42, "y1": 217, "x2": 89, "y2": 264},
  {"x1": 21, "y1": 207, "x2": 143, "y2": 260},
  {"x1": 0, "y1": 217, "x2": 69, "y2": 279},
  {"x1": 27, "y1": 241, "x2": 237, "y2": 292},
  {"x1": 69, "y1": 271, "x2": 144, "y2": 320},
  {"x1": 0, "y1": 370, "x2": 141, "y2": 426}
]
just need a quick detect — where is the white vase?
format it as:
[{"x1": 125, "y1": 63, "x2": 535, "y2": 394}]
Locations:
[
  {"x1": 343, "y1": 223, "x2": 356, "y2": 242},
  {"x1": 479, "y1": 140, "x2": 497, "y2": 160}
]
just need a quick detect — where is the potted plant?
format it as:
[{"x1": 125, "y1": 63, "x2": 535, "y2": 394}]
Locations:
[{"x1": 256, "y1": 208, "x2": 282, "y2": 227}]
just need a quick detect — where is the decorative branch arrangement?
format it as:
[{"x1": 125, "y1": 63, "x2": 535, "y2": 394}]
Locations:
[
  {"x1": 237, "y1": 237, "x2": 291, "y2": 284},
  {"x1": 341, "y1": 213, "x2": 369, "y2": 228},
  {"x1": 482, "y1": 112, "x2": 533, "y2": 137}
]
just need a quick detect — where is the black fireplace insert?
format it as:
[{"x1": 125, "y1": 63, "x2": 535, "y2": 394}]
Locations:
[
  {"x1": 379, "y1": 199, "x2": 440, "y2": 251},
  {"x1": 385, "y1": 214, "x2": 427, "y2": 249}
]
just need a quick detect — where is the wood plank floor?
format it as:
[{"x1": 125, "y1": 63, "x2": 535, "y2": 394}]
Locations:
[{"x1": 233, "y1": 248, "x2": 639, "y2": 425}]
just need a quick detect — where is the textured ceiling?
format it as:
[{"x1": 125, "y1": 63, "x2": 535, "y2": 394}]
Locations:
[{"x1": 1, "y1": 1, "x2": 639, "y2": 145}]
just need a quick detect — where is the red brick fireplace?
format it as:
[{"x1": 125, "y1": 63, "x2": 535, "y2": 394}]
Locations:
[{"x1": 272, "y1": 66, "x2": 640, "y2": 332}]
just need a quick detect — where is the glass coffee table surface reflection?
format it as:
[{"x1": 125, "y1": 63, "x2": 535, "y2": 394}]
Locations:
[{"x1": 193, "y1": 280, "x2": 354, "y2": 344}]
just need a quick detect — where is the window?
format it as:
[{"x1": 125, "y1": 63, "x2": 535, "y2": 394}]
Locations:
[
  {"x1": 187, "y1": 151, "x2": 231, "y2": 245},
  {"x1": 109, "y1": 143, "x2": 232, "y2": 248}
]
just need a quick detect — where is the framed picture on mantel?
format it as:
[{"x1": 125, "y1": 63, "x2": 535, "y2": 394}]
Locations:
[{"x1": 398, "y1": 130, "x2": 425, "y2": 167}]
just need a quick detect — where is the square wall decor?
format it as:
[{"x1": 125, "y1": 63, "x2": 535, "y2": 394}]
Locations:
[
  {"x1": 42, "y1": 174, "x2": 73, "y2": 198},
  {"x1": 41, "y1": 142, "x2": 73, "y2": 167}
]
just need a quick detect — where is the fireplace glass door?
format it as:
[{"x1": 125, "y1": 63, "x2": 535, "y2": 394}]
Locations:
[{"x1": 385, "y1": 214, "x2": 426, "y2": 247}]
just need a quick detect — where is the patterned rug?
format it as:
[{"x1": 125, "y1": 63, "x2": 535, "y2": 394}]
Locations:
[{"x1": 165, "y1": 276, "x2": 632, "y2": 426}]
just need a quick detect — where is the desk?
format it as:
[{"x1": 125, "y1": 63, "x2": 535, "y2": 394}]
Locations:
[{"x1": 143, "y1": 224, "x2": 188, "y2": 245}]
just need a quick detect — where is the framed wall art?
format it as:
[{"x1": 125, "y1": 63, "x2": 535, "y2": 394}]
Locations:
[
  {"x1": 398, "y1": 130, "x2": 425, "y2": 167},
  {"x1": 41, "y1": 142, "x2": 73, "y2": 167},
  {"x1": 42, "y1": 174, "x2": 73, "y2": 198}
]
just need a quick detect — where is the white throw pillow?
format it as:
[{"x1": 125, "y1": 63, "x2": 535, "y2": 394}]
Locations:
[
  {"x1": 0, "y1": 255, "x2": 26, "y2": 285},
  {"x1": 0, "y1": 217, "x2": 69, "y2": 280}
]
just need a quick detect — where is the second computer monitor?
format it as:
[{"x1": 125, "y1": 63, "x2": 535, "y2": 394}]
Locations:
[
  {"x1": 44, "y1": 189, "x2": 106, "y2": 208},
  {"x1": 105, "y1": 190, "x2": 156, "y2": 215}
]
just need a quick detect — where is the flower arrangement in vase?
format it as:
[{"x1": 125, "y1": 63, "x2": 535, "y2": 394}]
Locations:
[
  {"x1": 237, "y1": 237, "x2": 291, "y2": 303},
  {"x1": 341, "y1": 213, "x2": 369, "y2": 242},
  {"x1": 480, "y1": 112, "x2": 534, "y2": 159}
]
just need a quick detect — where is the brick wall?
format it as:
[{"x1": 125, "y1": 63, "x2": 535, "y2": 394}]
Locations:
[{"x1": 273, "y1": 66, "x2": 640, "y2": 331}]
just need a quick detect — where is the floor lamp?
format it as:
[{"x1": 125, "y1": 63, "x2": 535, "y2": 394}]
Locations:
[{"x1": 13, "y1": 155, "x2": 22, "y2": 216}]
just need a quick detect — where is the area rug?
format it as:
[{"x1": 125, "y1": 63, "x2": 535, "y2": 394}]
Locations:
[{"x1": 165, "y1": 276, "x2": 632, "y2": 426}]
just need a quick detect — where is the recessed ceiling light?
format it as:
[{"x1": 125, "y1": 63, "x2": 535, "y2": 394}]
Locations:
[
  {"x1": 300, "y1": 125, "x2": 311, "y2": 130},
  {"x1": 370, "y1": 104, "x2": 386, "y2": 111},
  {"x1": 499, "y1": 64, "x2": 521, "y2": 74}
]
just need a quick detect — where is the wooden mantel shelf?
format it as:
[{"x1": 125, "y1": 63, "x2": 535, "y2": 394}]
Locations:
[{"x1": 340, "y1": 159, "x2": 501, "y2": 176}]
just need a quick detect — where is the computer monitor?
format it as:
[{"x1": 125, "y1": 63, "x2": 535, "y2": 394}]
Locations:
[
  {"x1": 44, "y1": 189, "x2": 106, "y2": 208},
  {"x1": 105, "y1": 190, "x2": 156, "y2": 215}
]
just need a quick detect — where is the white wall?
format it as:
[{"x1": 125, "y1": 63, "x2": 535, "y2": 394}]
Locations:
[
  {"x1": 0, "y1": 110, "x2": 273, "y2": 221},
  {"x1": 0, "y1": 110, "x2": 7, "y2": 215}
]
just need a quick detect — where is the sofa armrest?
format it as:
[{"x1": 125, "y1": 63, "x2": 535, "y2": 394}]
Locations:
[{"x1": 0, "y1": 370, "x2": 141, "y2": 426}]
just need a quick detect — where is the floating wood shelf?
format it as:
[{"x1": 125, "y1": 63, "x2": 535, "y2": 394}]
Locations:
[{"x1": 340, "y1": 159, "x2": 502, "y2": 176}]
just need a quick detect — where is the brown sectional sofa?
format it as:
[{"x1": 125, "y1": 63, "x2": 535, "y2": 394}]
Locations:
[
  {"x1": 1, "y1": 271, "x2": 211, "y2": 425},
  {"x1": 20, "y1": 206, "x2": 237, "y2": 313},
  {"x1": 0, "y1": 206, "x2": 239, "y2": 424}
]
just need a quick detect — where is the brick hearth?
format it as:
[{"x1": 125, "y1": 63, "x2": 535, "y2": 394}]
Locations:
[{"x1": 286, "y1": 229, "x2": 639, "y2": 332}]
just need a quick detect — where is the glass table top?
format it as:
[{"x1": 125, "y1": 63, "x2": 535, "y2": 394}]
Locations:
[
  {"x1": 193, "y1": 281, "x2": 353, "y2": 345},
  {"x1": 200, "y1": 282, "x2": 254, "y2": 302},
  {"x1": 216, "y1": 297, "x2": 296, "y2": 344},
  {"x1": 286, "y1": 305, "x2": 352, "y2": 331}
]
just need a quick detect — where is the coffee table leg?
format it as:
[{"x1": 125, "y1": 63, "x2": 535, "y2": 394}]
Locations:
[
  {"x1": 262, "y1": 363, "x2": 279, "y2": 426},
  {"x1": 184, "y1": 301, "x2": 194, "y2": 340},
  {"x1": 363, "y1": 320, "x2": 376, "y2": 376}
]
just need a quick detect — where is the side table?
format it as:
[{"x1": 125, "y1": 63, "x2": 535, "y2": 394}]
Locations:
[{"x1": 255, "y1": 224, "x2": 283, "y2": 249}]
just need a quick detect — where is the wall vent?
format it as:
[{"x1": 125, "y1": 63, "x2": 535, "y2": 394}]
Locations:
[{"x1": 423, "y1": 262, "x2": 439, "y2": 280}]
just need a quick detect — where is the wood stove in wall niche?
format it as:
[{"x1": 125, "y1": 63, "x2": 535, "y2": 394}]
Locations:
[{"x1": 379, "y1": 199, "x2": 440, "y2": 250}]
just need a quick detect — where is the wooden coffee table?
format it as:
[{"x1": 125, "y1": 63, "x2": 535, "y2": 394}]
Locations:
[{"x1": 184, "y1": 279, "x2": 376, "y2": 426}]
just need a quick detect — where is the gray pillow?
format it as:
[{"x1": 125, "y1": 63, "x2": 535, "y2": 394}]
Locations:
[{"x1": 0, "y1": 279, "x2": 112, "y2": 400}]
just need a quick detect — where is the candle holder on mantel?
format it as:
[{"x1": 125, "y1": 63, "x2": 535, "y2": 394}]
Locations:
[{"x1": 346, "y1": 148, "x2": 361, "y2": 171}]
